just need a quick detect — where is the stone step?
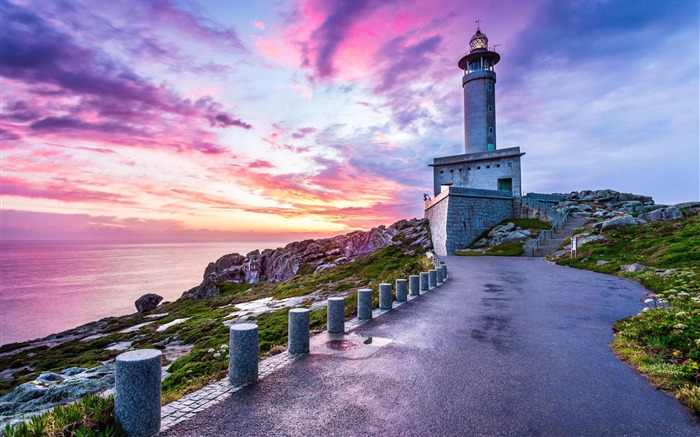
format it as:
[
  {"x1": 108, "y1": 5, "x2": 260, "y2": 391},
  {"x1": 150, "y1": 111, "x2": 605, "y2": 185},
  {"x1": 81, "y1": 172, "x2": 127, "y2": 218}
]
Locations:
[{"x1": 526, "y1": 217, "x2": 587, "y2": 257}]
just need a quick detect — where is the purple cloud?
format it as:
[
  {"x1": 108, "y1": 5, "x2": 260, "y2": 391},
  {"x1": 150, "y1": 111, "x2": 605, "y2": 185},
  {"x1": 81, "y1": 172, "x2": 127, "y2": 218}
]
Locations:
[
  {"x1": 303, "y1": 0, "x2": 371, "y2": 78},
  {"x1": 0, "y1": 0, "x2": 252, "y2": 143}
]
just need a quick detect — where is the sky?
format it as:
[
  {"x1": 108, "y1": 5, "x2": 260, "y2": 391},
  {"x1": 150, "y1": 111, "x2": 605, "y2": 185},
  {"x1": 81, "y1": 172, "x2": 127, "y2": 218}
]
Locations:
[{"x1": 1, "y1": 0, "x2": 698, "y2": 242}]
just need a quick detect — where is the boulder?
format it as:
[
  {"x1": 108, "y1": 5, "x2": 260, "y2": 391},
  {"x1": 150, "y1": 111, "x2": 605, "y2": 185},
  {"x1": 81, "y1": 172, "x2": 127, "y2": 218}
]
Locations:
[
  {"x1": 620, "y1": 264, "x2": 646, "y2": 272},
  {"x1": 577, "y1": 234, "x2": 606, "y2": 247},
  {"x1": 0, "y1": 365, "x2": 114, "y2": 419},
  {"x1": 596, "y1": 260, "x2": 610, "y2": 266},
  {"x1": 622, "y1": 201, "x2": 643, "y2": 213},
  {"x1": 135, "y1": 293, "x2": 163, "y2": 313},
  {"x1": 594, "y1": 215, "x2": 646, "y2": 233},
  {"x1": 499, "y1": 230, "x2": 531, "y2": 244},
  {"x1": 662, "y1": 206, "x2": 682, "y2": 220}
]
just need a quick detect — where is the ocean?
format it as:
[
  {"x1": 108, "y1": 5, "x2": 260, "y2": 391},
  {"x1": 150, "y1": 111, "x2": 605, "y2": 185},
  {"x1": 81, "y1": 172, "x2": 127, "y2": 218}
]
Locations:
[{"x1": 0, "y1": 240, "x2": 288, "y2": 346}]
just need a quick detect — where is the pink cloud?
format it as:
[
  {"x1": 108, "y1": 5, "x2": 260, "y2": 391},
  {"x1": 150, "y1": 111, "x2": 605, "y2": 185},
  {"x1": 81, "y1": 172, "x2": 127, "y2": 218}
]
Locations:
[
  {"x1": 249, "y1": 160, "x2": 275, "y2": 169},
  {"x1": 254, "y1": 21, "x2": 265, "y2": 30}
]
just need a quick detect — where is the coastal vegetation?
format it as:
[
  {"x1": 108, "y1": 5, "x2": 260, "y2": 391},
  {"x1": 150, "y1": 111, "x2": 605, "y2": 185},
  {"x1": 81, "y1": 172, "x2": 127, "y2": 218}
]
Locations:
[
  {"x1": 556, "y1": 210, "x2": 700, "y2": 414},
  {"x1": 0, "y1": 243, "x2": 433, "y2": 413},
  {"x1": 2, "y1": 395, "x2": 123, "y2": 437}
]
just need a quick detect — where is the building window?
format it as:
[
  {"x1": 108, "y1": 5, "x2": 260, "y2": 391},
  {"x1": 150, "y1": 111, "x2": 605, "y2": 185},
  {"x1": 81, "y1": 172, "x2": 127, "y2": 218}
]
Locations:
[
  {"x1": 488, "y1": 105, "x2": 493, "y2": 112},
  {"x1": 450, "y1": 169, "x2": 453, "y2": 173},
  {"x1": 508, "y1": 162, "x2": 512, "y2": 167},
  {"x1": 440, "y1": 170, "x2": 444, "y2": 174},
  {"x1": 496, "y1": 164, "x2": 500, "y2": 168},
  {"x1": 477, "y1": 166, "x2": 481, "y2": 170},
  {"x1": 488, "y1": 127, "x2": 494, "y2": 134},
  {"x1": 498, "y1": 178, "x2": 513, "y2": 192},
  {"x1": 458, "y1": 168, "x2": 462, "y2": 172},
  {"x1": 486, "y1": 165, "x2": 490, "y2": 169},
  {"x1": 468, "y1": 167, "x2": 471, "y2": 171}
]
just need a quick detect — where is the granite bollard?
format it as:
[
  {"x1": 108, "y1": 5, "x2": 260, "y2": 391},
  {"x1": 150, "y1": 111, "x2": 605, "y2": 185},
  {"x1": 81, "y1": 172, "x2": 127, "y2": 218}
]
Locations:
[
  {"x1": 396, "y1": 279, "x2": 408, "y2": 302},
  {"x1": 327, "y1": 297, "x2": 345, "y2": 334},
  {"x1": 436, "y1": 267, "x2": 444, "y2": 285},
  {"x1": 115, "y1": 349, "x2": 161, "y2": 437},
  {"x1": 419, "y1": 272, "x2": 429, "y2": 293},
  {"x1": 409, "y1": 275, "x2": 420, "y2": 296},
  {"x1": 428, "y1": 270, "x2": 437, "y2": 289},
  {"x1": 379, "y1": 283, "x2": 393, "y2": 310},
  {"x1": 288, "y1": 308, "x2": 310, "y2": 354},
  {"x1": 229, "y1": 323, "x2": 258, "y2": 384},
  {"x1": 358, "y1": 288, "x2": 373, "y2": 319}
]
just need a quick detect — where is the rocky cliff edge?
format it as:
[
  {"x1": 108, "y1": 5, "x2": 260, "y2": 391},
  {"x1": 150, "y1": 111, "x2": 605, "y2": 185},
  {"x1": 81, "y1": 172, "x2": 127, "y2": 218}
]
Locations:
[{"x1": 181, "y1": 218, "x2": 432, "y2": 300}]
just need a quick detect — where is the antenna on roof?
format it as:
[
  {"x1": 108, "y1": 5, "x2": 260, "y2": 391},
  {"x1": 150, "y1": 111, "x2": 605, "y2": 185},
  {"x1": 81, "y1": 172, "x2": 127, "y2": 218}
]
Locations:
[{"x1": 493, "y1": 44, "x2": 501, "y2": 52}]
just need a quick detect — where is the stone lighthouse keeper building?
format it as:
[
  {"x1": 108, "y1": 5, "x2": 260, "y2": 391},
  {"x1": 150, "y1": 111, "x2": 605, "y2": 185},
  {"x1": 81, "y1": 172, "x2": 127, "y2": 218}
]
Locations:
[{"x1": 425, "y1": 26, "x2": 525, "y2": 256}]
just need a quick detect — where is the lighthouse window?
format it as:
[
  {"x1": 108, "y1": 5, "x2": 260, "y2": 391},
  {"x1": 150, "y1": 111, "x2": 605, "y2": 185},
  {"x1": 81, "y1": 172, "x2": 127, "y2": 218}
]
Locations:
[
  {"x1": 488, "y1": 105, "x2": 493, "y2": 112},
  {"x1": 488, "y1": 127, "x2": 494, "y2": 134},
  {"x1": 488, "y1": 83, "x2": 493, "y2": 91}
]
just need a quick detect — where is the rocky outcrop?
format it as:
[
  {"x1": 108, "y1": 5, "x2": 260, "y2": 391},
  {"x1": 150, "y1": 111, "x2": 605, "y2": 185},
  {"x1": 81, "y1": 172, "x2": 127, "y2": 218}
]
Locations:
[
  {"x1": 639, "y1": 205, "x2": 684, "y2": 222},
  {"x1": 181, "y1": 218, "x2": 432, "y2": 300},
  {"x1": 135, "y1": 293, "x2": 163, "y2": 313},
  {"x1": 0, "y1": 365, "x2": 114, "y2": 425},
  {"x1": 593, "y1": 214, "x2": 647, "y2": 233}
]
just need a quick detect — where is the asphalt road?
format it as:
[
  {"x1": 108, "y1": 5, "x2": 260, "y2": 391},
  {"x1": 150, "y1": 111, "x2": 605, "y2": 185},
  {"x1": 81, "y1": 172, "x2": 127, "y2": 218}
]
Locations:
[{"x1": 162, "y1": 256, "x2": 700, "y2": 436}]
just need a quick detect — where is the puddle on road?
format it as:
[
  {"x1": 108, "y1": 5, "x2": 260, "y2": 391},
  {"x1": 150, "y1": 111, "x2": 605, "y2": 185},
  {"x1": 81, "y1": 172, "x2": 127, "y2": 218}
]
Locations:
[{"x1": 311, "y1": 333, "x2": 392, "y2": 359}]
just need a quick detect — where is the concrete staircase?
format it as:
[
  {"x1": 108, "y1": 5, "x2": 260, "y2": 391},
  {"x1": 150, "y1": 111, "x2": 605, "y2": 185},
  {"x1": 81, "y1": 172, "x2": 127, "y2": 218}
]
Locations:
[{"x1": 524, "y1": 217, "x2": 587, "y2": 257}]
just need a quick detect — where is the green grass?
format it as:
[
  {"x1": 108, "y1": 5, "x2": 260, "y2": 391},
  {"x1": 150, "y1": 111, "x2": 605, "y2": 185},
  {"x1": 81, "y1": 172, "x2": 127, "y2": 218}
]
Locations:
[
  {"x1": 3, "y1": 395, "x2": 124, "y2": 437},
  {"x1": 556, "y1": 210, "x2": 700, "y2": 414},
  {"x1": 456, "y1": 241, "x2": 524, "y2": 257}
]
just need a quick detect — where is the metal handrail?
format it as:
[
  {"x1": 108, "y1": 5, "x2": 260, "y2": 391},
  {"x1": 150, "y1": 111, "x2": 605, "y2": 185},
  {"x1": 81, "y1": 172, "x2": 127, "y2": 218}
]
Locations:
[{"x1": 530, "y1": 210, "x2": 571, "y2": 256}]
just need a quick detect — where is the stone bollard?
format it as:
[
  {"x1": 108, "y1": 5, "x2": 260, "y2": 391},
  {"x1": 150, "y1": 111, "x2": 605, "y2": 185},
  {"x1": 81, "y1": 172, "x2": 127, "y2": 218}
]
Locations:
[
  {"x1": 229, "y1": 323, "x2": 258, "y2": 384},
  {"x1": 327, "y1": 297, "x2": 345, "y2": 334},
  {"x1": 428, "y1": 270, "x2": 437, "y2": 289},
  {"x1": 379, "y1": 283, "x2": 392, "y2": 310},
  {"x1": 419, "y1": 272, "x2": 429, "y2": 293},
  {"x1": 396, "y1": 279, "x2": 408, "y2": 302},
  {"x1": 436, "y1": 267, "x2": 444, "y2": 285},
  {"x1": 409, "y1": 275, "x2": 420, "y2": 296},
  {"x1": 288, "y1": 308, "x2": 310, "y2": 354},
  {"x1": 115, "y1": 349, "x2": 161, "y2": 437},
  {"x1": 358, "y1": 289, "x2": 373, "y2": 319},
  {"x1": 440, "y1": 265, "x2": 448, "y2": 280}
]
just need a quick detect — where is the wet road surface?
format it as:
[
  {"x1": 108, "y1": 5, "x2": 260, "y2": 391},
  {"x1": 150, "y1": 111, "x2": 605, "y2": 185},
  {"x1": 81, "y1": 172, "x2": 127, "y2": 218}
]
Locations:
[{"x1": 162, "y1": 256, "x2": 700, "y2": 436}]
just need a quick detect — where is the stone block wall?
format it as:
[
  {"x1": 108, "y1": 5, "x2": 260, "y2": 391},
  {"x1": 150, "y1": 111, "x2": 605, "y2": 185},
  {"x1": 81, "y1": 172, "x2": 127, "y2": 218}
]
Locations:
[{"x1": 425, "y1": 187, "x2": 515, "y2": 256}]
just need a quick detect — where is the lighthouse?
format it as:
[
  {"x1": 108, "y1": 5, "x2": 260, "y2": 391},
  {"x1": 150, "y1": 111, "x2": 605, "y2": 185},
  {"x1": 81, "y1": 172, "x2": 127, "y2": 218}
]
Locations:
[
  {"x1": 424, "y1": 25, "x2": 526, "y2": 256},
  {"x1": 458, "y1": 27, "x2": 500, "y2": 153}
]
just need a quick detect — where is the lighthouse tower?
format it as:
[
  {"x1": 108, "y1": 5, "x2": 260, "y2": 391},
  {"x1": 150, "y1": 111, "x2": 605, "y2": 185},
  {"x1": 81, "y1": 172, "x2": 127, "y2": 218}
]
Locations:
[
  {"x1": 458, "y1": 27, "x2": 500, "y2": 153},
  {"x1": 424, "y1": 25, "x2": 526, "y2": 256}
]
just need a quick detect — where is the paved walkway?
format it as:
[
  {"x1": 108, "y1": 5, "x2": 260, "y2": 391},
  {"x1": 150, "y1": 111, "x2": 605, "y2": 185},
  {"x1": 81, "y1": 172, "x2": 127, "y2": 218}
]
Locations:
[{"x1": 161, "y1": 257, "x2": 700, "y2": 436}]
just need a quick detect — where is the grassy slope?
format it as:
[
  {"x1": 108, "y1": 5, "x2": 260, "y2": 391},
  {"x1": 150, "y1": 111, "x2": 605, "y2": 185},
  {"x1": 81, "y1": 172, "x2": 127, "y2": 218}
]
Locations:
[
  {"x1": 0, "y1": 244, "x2": 433, "y2": 405},
  {"x1": 556, "y1": 211, "x2": 700, "y2": 414}
]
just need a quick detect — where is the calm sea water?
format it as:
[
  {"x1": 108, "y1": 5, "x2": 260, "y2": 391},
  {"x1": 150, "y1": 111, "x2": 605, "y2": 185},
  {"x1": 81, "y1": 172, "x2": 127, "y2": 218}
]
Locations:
[{"x1": 0, "y1": 240, "x2": 287, "y2": 346}]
